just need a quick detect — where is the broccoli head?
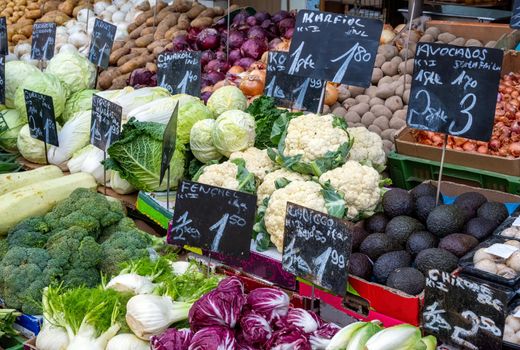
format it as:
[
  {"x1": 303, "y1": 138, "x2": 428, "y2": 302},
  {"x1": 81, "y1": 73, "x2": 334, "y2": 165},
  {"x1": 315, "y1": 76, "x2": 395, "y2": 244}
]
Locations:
[
  {"x1": 6, "y1": 217, "x2": 50, "y2": 249},
  {"x1": 61, "y1": 267, "x2": 101, "y2": 288},
  {"x1": 0, "y1": 247, "x2": 59, "y2": 314},
  {"x1": 0, "y1": 239, "x2": 8, "y2": 261},
  {"x1": 99, "y1": 229, "x2": 154, "y2": 276},
  {"x1": 98, "y1": 217, "x2": 136, "y2": 243}
]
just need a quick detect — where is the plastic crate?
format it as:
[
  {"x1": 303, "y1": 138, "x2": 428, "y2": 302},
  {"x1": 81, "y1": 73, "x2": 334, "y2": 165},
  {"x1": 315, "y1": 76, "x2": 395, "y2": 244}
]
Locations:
[{"x1": 387, "y1": 151, "x2": 520, "y2": 195}]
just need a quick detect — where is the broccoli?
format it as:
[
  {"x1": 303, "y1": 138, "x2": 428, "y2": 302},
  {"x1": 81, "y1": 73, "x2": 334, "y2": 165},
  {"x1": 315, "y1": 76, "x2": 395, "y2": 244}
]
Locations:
[
  {"x1": 98, "y1": 217, "x2": 136, "y2": 243},
  {"x1": 7, "y1": 217, "x2": 50, "y2": 249},
  {"x1": 0, "y1": 247, "x2": 59, "y2": 314},
  {"x1": 99, "y1": 229, "x2": 154, "y2": 276},
  {"x1": 0, "y1": 239, "x2": 8, "y2": 261}
]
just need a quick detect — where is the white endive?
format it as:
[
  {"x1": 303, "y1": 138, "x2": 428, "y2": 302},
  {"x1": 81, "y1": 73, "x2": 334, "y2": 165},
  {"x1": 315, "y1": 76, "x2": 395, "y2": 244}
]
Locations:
[
  {"x1": 67, "y1": 145, "x2": 108, "y2": 184},
  {"x1": 110, "y1": 171, "x2": 135, "y2": 194},
  {"x1": 106, "y1": 273, "x2": 156, "y2": 295},
  {"x1": 365, "y1": 324, "x2": 422, "y2": 350},
  {"x1": 346, "y1": 322, "x2": 381, "y2": 350},
  {"x1": 126, "y1": 294, "x2": 192, "y2": 340},
  {"x1": 326, "y1": 322, "x2": 368, "y2": 350},
  {"x1": 106, "y1": 333, "x2": 149, "y2": 350},
  {"x1": 36, "y1": 320, "x2": 69, "y2": 350}
]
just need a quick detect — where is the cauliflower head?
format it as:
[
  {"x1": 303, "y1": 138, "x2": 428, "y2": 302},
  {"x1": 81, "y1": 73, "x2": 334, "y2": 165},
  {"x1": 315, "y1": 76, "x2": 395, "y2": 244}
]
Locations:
[
  {"x1": 347, "y1": 127, "x2": 386, "y2": 172},
  {"x1": 197, "y1": 161, "x2": 240, "y2": 191},
  {"x1": 256, "y1": 168, "x2": 309, "y2": 205},
  {"x1": 230, "y1": 147, "x2": 278, "y2": 182},
  {"x1": 265, "y1": 181, "x2": 327, "y2": 252},
  {"x1": 320, "y1": 160, "x2": 383, "y2": 220},
  {"x1": 284, "y1": 114, "x2": 349, "y2": 162}
]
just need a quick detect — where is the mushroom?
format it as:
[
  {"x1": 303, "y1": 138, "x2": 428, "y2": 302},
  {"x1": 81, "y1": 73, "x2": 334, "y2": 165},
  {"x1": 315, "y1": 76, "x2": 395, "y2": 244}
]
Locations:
[
  {"x1": 507, "y1": 251, "x2": 520, "y2": 272},
  {"x1": 474, "y1": 259, "x2": 498, "y2": 274}
]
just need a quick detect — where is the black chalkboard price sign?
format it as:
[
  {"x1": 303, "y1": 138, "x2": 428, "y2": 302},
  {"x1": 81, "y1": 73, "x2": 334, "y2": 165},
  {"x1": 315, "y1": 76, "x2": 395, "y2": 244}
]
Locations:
[
  {"x1": 157, "y1": 51, "x2": 201, "y2": 97},
  {"x1": 423, "y1": 269, "x2": 507, "y2": 350},
  {"x1": 511, "y1": 0, "x2": 520, "y2": 29},
  {"x1": 282, "y1": 203, "x2": 352, "y2": 296},
  {"x1": 407, "y1": 43, "x2": 503, "y2": 142},
  {"x1": 88, "y1": 18, "x2": 117, "y2": 69},
  {"x1": 31, "y1": 22, "x2": 56, "y2": 61},
  {"x1": 90, "y1": 95, "x2": 122, "y2": 151},
  {"x1": 159, "y1": 102, "x2": 178, "y2": 186},
  {"x1": 168, "y1": 180, "x2": 257, "y2": 258},
  {"x1": 286, "y1": 10, "x2": 382, "y2": 87},
  {"x1": 0, "y1": 17, "x2": 7, "y2": 56},
  {"x1": 0, "y1": 55, "x2": 4, "y2": 105},
  {"x1": 24, "y1": 89, "x2": 59, "y2": 146},
  {"x1": 265, "y1": 51, "x2": 324, "y2": 113}
]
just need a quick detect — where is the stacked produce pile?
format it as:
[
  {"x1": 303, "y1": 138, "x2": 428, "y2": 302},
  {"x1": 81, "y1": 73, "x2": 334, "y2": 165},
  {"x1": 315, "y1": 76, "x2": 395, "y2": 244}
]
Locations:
[
  {"x1": 348, "y1": 183, "x2": 509, "y2": 296},
  {"x1": 414, "y1": 72, "x2": 520, "y2": 158}
]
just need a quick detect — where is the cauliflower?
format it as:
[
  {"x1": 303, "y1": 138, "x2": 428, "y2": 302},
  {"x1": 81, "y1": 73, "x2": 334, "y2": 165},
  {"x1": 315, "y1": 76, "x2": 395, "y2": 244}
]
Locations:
[
  {"x1": 229, "y1": 147, "x2": 278, "y2": 182},
  {"x1": 320, "y1": 160, "x2": 384, "y2": 220},
  {"x1": 284, "y1": 114, "x2": 350, "y2": 162},
  {"x1": 264, "y1": 181, "x2": 327, "y2": 252},
  {"x1": 256, "y1": 168, "x2": 309, "y2": 205},
  {"x1": 347, "y1": 127, "x2": 386, "y2": 172},
  {"x1": 196, "y1": 161, "x2": 240, "y2": 191}
]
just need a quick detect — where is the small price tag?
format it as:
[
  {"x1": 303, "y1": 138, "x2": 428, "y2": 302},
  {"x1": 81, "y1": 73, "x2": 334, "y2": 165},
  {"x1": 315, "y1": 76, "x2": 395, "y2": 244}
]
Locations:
[
  {"x1": 282, "y1": 202, "x2": 352, "y2": 296},
  {"x1": 511, "y1": 0, "x2": 520, "y2": 29},
  {"x1": 484, "y1": 243, "x2": 518, "y2": 259},
  {"x1": 159, "y1": 102, "x2": 178, "y2": 186},
  {"x1": 24, "y1": 89, "x2": 59, "y2": 146},
  {"x1": 287, "y1": 10, "x2": 382, "y2": 87},
  {"x1": 31, "y1": 22, "x2": 56, "y2": 61},
  {"x1": 407, "y1": 43, "x2": 503, "y2": 142},
  {"x1": 88, "y1": 18, "x2": 117, "y2": 69},
  {"x1": 265, "y1": 51, "x2": 324, "y2": 113},
  {"x1": 0, "y1": 55, "x2": 4, "y2": 105},
  {"x1": 90, "y1": 95, "x2": 122, "y2": 151},
  {"x1": 0, "y1": 17, "x2": 7, "y2": 56},
  {"x1": 157, "y1": 51, "x2": 201, "y2": 97},
  {"x1": 423, "y1": 269, "x2": 507, "y2": 350},
  {"x1": 167, "y1": 180, "x2": 257, "y2": 258}
]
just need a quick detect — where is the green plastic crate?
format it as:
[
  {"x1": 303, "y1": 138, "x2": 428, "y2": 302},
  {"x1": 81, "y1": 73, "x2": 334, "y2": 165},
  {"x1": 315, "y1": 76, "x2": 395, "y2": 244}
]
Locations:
[{"x1": 387, "y1": 151, "x2": 520, "y2": 195}]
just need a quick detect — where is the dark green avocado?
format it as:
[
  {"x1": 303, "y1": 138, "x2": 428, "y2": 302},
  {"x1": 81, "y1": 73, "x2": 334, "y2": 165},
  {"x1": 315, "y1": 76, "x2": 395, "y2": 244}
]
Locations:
[
  {"x1": 386, "y1": 267, "x2": 425, "y2": 295},
  {"x1": 410, "y1": 183, "x2": 437, "y2": 200},
  {"x1": 349, "y1": 253, "x2": 373, "y2": 280},
  {"x1": 382, "y1": 189, "x2": 415, "y2": 218},
  {"x1": 406, "y1": 231, "x2": 438, "y2": 256},
  {"x1": 359, "y1": 233, "x2": 400, "y2": 260},
  {"x1": 415, "y1": 195, "x2": 440, "y2": 223},
  {"x1": 463, "y1": 217, "x2": 497, "y2": 240},
  {"x1": 454, "y1": 192, "x2": 487, "y2": 221},
  {"x1": 364, "y1": 213, "x2": 389, "y2": 234},
  {"x1": 477, "y1": 202, "x2": 509, "y2": 226},
  {"x1": 414, "y1": 248, "x2": 458, "y2": 275},
  {"x1": 385, "y1": 216, "x2": 425, "y2": 246},
  {"x1": 426, "y1": 205, "x2": 465, "y2": 238},
  {"x1": 438, "y1": 233, "x2": 479, "y2": 257},
  {"x1": 373, "y1": 250, "x2": 412, "y2": 283}
]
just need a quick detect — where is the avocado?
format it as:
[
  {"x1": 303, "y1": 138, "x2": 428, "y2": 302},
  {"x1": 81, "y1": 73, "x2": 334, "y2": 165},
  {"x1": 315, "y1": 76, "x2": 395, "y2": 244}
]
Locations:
[
  {"x1": 385, "y1": 216, "x2": 425, "y2": 246},
  {"x1": 410, "y1": 183, "x2": 437, "y2": 200},
  {"x1": 364, "y1": 213, "x2": 388, "y2": 233},
  {"x1": 426, "y1": 205, "x2": 465, "y2": 238},
  {"x1": 359, "y1": 233, "x2": 400, "y2": 260},
  {"x1": 382, "y1": 188, "x2": 415, "y2": 218},
  {"x1": 454, "y1": 192, "x2": 487, "y2": 221},
  {"x1": 351, "y1": 225, "x2": 370, "y2": 251},
  {"x1": 415, "y1": 195, "x2": 441, "y2": 223},
  {"x1": 349, "y1": 253, "x2": 373, "y2": 280},
  {"x1": 386, "y1": 267, "x2": 425, "y2": 295},
  {"x1": 477, "y1": 202, "x2": 509, "y2": 225},
  {"x1": 438, "y1": 233, "x2": 479, "y2": 257},
  {"x1": 373, "y1": 250, "x2": 412, "y2": 283},
  {"x1": 414, "y1": 248, "x2": 459, "y2": 275},
  {"x1": 406, "y1": 231, "x2": 438, "y2": 256},
  {"x1": 464, "y1": 217, "x2": 497, "y2": 240}
]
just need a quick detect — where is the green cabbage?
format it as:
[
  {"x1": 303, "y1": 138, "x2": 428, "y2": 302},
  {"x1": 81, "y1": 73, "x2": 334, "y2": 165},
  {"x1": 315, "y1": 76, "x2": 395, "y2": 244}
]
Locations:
[
  {"x1": 17, "y1": 123, "x2": 62, "y2": 164},
  {"x1": 189, "y1": 119, "x2": 221, "y2": 164},
  {"x1": 212, "y1": 110, "x2": 255, "y2": 157},
  {"x1": 207, "y1": 86, "x2": 247, "y2": 116},
  {"x1": 14, "y1": 72, "x2": 69, "y2": 121},
  {"x1": 106, "y1": 118, "x2": 185, "y2": 192},
  {"x1": 45, "y1": 52, "x2": 96, "y2": 95},
  {"x1": 63, "y1": 89, "x2": 98, "y2": 123},
  {"x1": 5, "y1": 61, "x2": 43, "y2": 108},
  {"x1": 0, "y1": 109, "x2": 26, "y2": 152}
]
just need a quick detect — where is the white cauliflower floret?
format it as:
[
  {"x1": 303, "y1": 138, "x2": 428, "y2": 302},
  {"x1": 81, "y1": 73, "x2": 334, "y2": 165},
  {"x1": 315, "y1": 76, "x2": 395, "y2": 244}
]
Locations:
[
  {"x1": 347, "y1": 127, "x2": 386, "y2": 172},
  {"x1": 256, "y1": 168, "x2": 310, "y2": 205},
  {"x1": 265, "y1": 181, "x2": 327, "y2": 252},
  {"x1": 229, "y1": 147, "x2": 278, "y2": 181},
  {"x1": 284, "y1": 114, "x2": 349, "y2": 162},
  {"x1": 320, "y1": 160, "x2": 383, "y2": 220},
  {"x1": 197, "y1": 161, "x2": 239, "y2": 191}
]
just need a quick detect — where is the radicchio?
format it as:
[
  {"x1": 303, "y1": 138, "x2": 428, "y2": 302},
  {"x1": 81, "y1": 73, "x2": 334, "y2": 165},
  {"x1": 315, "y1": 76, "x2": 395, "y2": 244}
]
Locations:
[
  {"x1": 265, "y1": 327, "x2": 311, "y2": 350},
  {"x1": 246, "y1": 288, "x2": 290, "y2": 323},
  {"x1": 309, "y1": 323, "x2": 341, "y2": 350},
  {"x1": 189, "y1": 277, "x2": 246, "y2": 330},
  {"x1": 239, "y1": 311, "x2": 272, "y2": 346},
  {"x1": 150, "y1": 328, "x2": 193, "y2": 350},
  {"x1": 282, "y1": 308, "x2": 320, "y2": 333},
  {"x1": 187, "y1": 326, "x2": 237, "y2": 350}
]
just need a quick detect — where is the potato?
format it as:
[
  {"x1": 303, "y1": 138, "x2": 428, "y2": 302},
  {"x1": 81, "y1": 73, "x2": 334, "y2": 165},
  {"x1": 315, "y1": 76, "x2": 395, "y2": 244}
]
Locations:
[
  {"x1": 344, "y1": 111, "x2": 360, "y2": 125},
  {"x1": 147, "y1": 39, "x2": 169, "y2": 51},
  {"x1": 136, "y1": 1, "x2": 150, "y2": 11},
  {"x1": 385, "y1": 96, "x2": 403, "y2": 112},
  {"x1": 361, "y1": 111, "x2": 376, "y2": 126},
  {"x1": 98, "y1": 68, "x2": 119, "y2": 90},
  {"x1": 381, "y1": 61, "x2": 398, "y2": 76},
  {"x1": 377, "y1": 76, "x2": 393, "y2": 87},
  {"x1": 332, "y1": 106, "x2": 347, "y2": 117},
  {"x1": 393, "y1": 109, "x2": 407, "y2": 121},
  {"x1": 349, "y1": 102, "x2": 370, "y2": 116},
  {"x1": 399, "y1": 48, "x2": 414, "y2": 60},
  {"x1": 155, "y1": 12, "x2": 179, "y2": 40},
  {"x1": 374, "y1": 53, "x2": 386, "y2": 68},
  {"x1": 110, "y1": 72, "x2": 131, "y2": 90},
  {"x1": 381, "y1": 129, "x2": 395, "y2": 141},
  {"x1": 112, "y1": 41, "x2": 125, "y2": 51},
  {"x1": 190, "y1": 16, "x2": 212, "y2": 29},
  {"x1": 225, "y1": 4, "x2": 239, "y2": 14},
  {"x1": 438, "y1": 32, "x2": 456, "y2": 43},
  {"x1": 42, "y1": 1, "x2": 60, "y2": 13},
  {"x1": 117, "y1": 53, "x2": 139, "y2": 67},
  {"x1": 130, "y1": 47, "x2": 148, "y2": 55},
  {"x1": 355, "y1": 95, "x2": 370, "y2": 104},
  {"x1": 109, "y1": 47, "x2": 130, "y2": 66},
  {"x1": 141, "y1": 26, "x2": 156, "y2": 36},
  {"x1": 213, "y1": 6, "x2": 225, "y2": 16},
  {"x1": 135, "y1": 9, "x2": 153, "y2": 26},
  {"x1": 398, "y1": 59, "x2": 414, "y2": 75},
  {"x1": 342, "y1": 98, "x2": 357, "y2": 108},
  {"x1": 152, "y1": 46, "x2": 165, "y2": 56},
  {"x1": 378, "y1": 44, "x2": 398, "y2": 60},
  {"x1": 19, "y1": 24, "x2": 32, "y2": 38},
  {"x1": 369, "y1": 97, "x2": 384, "y2": 107},
  {"x1": 389, "y1": 117, "x2": 406, "y2": 130},
  {"x1": 403, "y1": 90, "x2": 410, "y2": 104},
  {"x1": 171, "y1": 0, "x2": 192, "y2": 13},
  {"x1": 186, "y1": 3, "x2": 206, "y2": 19},
  {"x1": 465, "y1": 39, "x2": 482, "y2": 47},
  {"x1": 337, "y1": 85, "x2": 350, "y2": 102},
  {"x1": 146, "y1": 62, "x2": 157, "y2": 73},
  {"x1": 165, "y1": 27, "x2": 184, "y2": 41},
  {"x1": 198, "y1": 8, "x2": 215, "y2": 18},
  {"x1": 12, "y1": 34, "x2": 26, "y2": 43},
  {"x1": 348, "y1": 85, "x2": 364, "y2": 97},
  {"x1": 130, "y1": 23, "x2": 147, "y2": 40},
  {"x1": 177, "y1": 13, "x2": 190, "y2": 30},
  {"x1": 373, "y1": 115, "x2": 389, "y2": 130},
  {"x1": 424, "y1": 27, "x2": 440, "y2": 40},
  {"x1": 24, "y1": 8, "x2": 41, "y2": 18},
  {"x1": 322, "y1": 105, "x2": 331, "y2": 114},
  {"x1": 58, "y1": 0, "x2": 74, "y2": 16},
  {"x1": 371, "y1": 68, "x2": 383, "y2": 84},
  {"x1": 419, "y1": 34, "x2": 434, "y2": 43},
  {"x1": 119, "y1": 55, "x2": 153, "y2": 74},
  {"x1": 368, "y1": 124, "x2": 382, "y2": 135},
  {"x1": 371, "y1": 104, "x2": 393, "y2": 118},
  {"x1": 398, "y1": 74, "x2": 412, "y2": 85},
  {"x1": 40, "y1": 11, "x2": 71, "y2": 25},
  {"x1": 449, "y1": 37, "x2": 466, "y2": 46},
  {"x1": 123, "y1": 40, "x2": 137, "y2": 49}
]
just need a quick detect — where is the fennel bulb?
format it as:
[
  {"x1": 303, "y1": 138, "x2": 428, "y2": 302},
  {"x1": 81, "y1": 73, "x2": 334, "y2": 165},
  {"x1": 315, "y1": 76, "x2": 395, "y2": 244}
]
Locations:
[
  {"x1": 365, "y1": 324, "x2": 422, "y2": 350},
  {"x1": 126, "y1": 294, "x2": 192, "y2": 340},
  {"x1": 106, "y1": 333, "x2": 149, "y2": 350},
  {"x1": 106, "y1": 273, "x2": 156, "y2": 295},
  {"x1": 36, "y1": 320, "x2": 69, "y2": 350},
  {"x1": 65, "y1": 322, "x2": 119, "y2": 350},
  {"x1": 326, "y1": 322, "x2": 368, "y2": 350}
]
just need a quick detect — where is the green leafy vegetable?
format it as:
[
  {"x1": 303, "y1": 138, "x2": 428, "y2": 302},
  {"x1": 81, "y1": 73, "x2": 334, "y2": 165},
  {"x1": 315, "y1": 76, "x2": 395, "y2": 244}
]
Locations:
[{"x1": 0, "y1": 308, "x2": 21, "y2": 339}]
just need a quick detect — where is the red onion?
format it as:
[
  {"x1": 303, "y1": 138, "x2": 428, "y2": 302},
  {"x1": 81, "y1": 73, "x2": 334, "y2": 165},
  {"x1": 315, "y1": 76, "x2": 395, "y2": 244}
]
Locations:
[
  {"x1": 228, "y1": 49, "x2": 242, "y2": 64},
  {"x1": 512, "y1": 120, "x2": 520, "y2": 133},
  {"x1": 201, "y1": 50, "x2": 216, "y2": 67},
  {"x1": 261, "y1": 19, "x2": 273, "y2": 29},
  {"x1": 232, "y1": 10, "x2": 249, "y2": 26},
  {"x1": 187, "y1": 27, "x2": 201, "y2": 46},
  {"x1": 204, "y1": 59, "x2": 230, "y2": 73},
  {"x1": 197, "y1": 28, "x2": 220, "y2": 50},
  {"x1": 278, "y1": 17, "x2": 295, "y2": 35},
  {"x1": 254, "y1": 12, "x2": 271, "y2": 23},
  {"x1": 246, "y1": 16, "x2": 257, "y2": 26},
  {"x1": 236, "y1": 57, "x2": 255, "y2": 70},
  {"x1": 172, "y1": 35, "x2": 189, "y2": 52},
  {"x1": 201, "y1": 91, "x2": 212, "y2": 104},
  {"x1": 272, "y1": 10, "x2": 290, "y2": 23},
  {"x1": 284, "y1": 27, "x2": 295, "y2": 39},
  {"x1": 247, "y1": 26, "x2": 267, "y2": 41},
  {"x1": 269, "y1": 38, "x2": 282, "y2": 50},
  {"x1": 241, "y1": 38, "x2": 268, "y2": 60},
  {"x1": 129, "y1": 68, "x2": 155, "y2": 87},
  {"x1": 489, "y1": 139, "x2": 501, "y2": 150},
  {"x1": 216, "y1": 51, "x2": 227, "y2": 61},
  {"x1": 228, "y1": 30, "x2": 246, "y2": 49},
  {"x1": 203, "y1": 71, "x2": 225, "y2": 86}
]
